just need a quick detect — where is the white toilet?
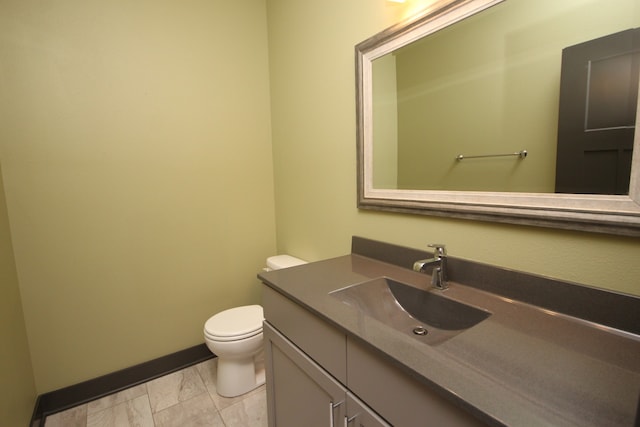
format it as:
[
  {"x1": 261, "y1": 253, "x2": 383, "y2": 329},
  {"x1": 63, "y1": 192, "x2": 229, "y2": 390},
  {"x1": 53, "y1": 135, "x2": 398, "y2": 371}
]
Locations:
[{"x1": 203, "y1": 254, "x2": 306, "y2": 397}]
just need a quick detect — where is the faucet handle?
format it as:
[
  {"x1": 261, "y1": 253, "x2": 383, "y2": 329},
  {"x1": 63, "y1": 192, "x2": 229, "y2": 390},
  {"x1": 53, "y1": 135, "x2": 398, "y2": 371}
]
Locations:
[{"x1": 428, "y1": 243, "x2": 447, "y2": 257}]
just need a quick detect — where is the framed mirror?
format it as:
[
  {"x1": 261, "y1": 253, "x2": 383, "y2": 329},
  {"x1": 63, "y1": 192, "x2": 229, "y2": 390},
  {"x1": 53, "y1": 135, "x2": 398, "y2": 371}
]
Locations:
[{"x1": 356, "y1": 0, "x2": 640, "y2": 236}]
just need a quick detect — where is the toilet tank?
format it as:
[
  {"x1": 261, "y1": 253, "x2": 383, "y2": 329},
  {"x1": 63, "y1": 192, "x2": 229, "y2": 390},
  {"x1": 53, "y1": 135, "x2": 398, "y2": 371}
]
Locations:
[{"x1": 266, "y1": 255, "x2": 307, "y2": 271}]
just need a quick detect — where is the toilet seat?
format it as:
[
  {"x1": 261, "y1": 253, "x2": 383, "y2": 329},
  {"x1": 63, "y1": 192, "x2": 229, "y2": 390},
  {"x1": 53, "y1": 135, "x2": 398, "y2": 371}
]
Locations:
[
  {"x1": 205, "y1": 328, "x2": 262, "y2": 342},
  {"x1": 204, "y1": 305, "x2": 263, "y2": 342}
]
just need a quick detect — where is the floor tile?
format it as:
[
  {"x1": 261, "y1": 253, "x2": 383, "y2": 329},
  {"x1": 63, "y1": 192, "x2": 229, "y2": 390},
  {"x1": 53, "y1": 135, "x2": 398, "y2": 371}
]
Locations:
[
  {"x1": 219, "y1": 389, "x2": 268, "y2": 427},
  {"x1": 44, "y1": 358, "x2": 268, "y2": 427},
  {"x1": 87, "y1": 383, "x2": 148, "y2": 415},
  {"x1": 152, "y1": 393, "x2": 225, "y2": 427},
  {"x1": 86, "y1": 394, "x2": 153, "y2": 427},
  {"x1": 146, "y1": 366, "x2": 208, "y2": 413},
  {"x1": 44, "y1": 404, "x2": 88, "y2": 427}
]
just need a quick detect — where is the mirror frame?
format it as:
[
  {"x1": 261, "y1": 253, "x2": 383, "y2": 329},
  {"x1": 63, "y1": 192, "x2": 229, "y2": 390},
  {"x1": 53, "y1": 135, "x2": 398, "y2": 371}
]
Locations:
[{"x1": 356, "y1": 0, "x2": 640, "y2": 236}]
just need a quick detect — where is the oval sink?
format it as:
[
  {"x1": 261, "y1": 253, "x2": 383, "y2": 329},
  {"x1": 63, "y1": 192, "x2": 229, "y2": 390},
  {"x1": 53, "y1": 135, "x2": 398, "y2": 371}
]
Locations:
[{"x1": 330, "y1": 277, "x2": 491, "y2": 344}]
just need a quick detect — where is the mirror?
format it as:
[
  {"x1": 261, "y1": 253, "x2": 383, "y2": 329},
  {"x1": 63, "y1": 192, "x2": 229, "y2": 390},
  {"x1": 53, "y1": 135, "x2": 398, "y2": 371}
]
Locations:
[{"x1": 356, "y1": 0, "x2": 640, "y2": 236}]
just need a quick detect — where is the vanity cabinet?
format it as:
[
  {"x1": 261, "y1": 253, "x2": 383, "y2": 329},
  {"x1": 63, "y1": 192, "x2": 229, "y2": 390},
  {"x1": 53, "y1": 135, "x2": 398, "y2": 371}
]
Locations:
[
  {"x1": 263, "y1": 285, "x2": 390, "y2": 426},
  {"x1": 263, "y1": 285, "x2": 487, "y2": 427},
  {"x1": 264, "y1": 323, "x2": 390, "y2": 427},
  {"x1": 260, "y1": 241, "x2": 640, "y2": 426}
]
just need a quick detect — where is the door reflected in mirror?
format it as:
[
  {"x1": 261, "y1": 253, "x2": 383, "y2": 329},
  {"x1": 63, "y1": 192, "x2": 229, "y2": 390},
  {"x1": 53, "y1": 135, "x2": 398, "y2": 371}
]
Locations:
[{"x1": 370, "y1": 0, "x2": 639, "y2": 195}]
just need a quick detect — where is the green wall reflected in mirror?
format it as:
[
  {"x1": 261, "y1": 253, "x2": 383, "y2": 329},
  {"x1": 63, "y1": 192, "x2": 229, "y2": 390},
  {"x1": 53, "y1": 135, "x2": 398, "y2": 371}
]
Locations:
[{"x1": 371, "y1": 0, "x2": 638, "y2": 193}]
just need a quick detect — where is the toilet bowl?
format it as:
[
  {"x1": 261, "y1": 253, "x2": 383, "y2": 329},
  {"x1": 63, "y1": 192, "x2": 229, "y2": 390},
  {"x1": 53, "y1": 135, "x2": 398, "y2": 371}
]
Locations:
[
  {"x1": 203, "y1": 255, "x2": 306, "y2": 397},
  {"x1": 204, "y1": 305, "x2": 265, "y2": 397}
]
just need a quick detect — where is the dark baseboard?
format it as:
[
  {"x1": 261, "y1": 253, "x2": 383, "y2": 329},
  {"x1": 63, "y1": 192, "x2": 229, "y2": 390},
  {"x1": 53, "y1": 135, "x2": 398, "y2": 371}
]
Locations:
[{"x1": 30, "y1": 343, "x2": 215, "y2": 427}]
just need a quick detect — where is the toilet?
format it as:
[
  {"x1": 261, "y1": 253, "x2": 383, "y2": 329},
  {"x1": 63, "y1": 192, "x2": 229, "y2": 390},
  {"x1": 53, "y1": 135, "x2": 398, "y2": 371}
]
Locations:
[{"x1": 203, "y1": 254, "x2": 306, "y2": 397}]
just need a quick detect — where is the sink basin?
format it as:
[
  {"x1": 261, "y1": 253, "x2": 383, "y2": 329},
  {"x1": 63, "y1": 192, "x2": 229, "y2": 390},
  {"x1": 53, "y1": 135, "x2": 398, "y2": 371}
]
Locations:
[{"x1": 330, "y1": 277, "x2": 491, "y2": 345}]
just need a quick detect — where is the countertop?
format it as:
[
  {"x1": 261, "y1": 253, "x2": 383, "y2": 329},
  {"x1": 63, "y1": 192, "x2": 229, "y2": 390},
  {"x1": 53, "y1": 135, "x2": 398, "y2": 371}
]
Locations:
[{"x1": 258, "y1": 253, "x2": 640, "y2": 427}]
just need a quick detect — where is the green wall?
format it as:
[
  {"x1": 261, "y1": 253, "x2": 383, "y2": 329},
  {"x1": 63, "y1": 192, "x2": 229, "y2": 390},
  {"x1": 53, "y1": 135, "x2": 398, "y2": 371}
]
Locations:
[
  {"x1": 372, "y1": 54, "x2": 398, "y2": 189},
  {"x1": 267, "y1": 0, "x2": 640, "y2": 297},
  {"x1": 1, "y1": 0, "x2": 639, "y2": 416},
  {"x1": 0, "y1": 0, "x2": 276, "y2": 394},
  {"x1": 0, "y1": 164, "x2": 36, "y2": 427}
]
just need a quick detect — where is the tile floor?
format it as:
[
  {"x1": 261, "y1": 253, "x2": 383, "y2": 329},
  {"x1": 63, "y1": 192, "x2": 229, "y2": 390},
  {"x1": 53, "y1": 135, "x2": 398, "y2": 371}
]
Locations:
[{"x1": 43, "y1": 358, "x2": 267, "y2": 427}]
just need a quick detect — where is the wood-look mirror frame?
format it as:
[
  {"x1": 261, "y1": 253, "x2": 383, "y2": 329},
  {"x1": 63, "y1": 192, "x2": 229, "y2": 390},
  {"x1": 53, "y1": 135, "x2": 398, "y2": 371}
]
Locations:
[{"x1": 356, "y1": 0, "x2": 640, "y2": 236}]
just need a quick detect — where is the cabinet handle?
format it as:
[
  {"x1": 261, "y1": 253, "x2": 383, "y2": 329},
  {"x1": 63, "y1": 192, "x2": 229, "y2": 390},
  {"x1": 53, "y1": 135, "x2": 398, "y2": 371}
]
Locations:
[
  {"x1": 345, "y1": 413, "x2": 359, "y2": 426},
  {"x1": 330, "y1": 400, "x2": 344, "y2": 427}
]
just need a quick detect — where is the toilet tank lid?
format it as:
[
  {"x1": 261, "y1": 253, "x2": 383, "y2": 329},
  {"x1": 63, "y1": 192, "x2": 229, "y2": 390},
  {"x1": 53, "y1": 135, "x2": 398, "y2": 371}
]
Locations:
[{"x1": 267, "y1": 255, "x2": 307, "y2": 270}]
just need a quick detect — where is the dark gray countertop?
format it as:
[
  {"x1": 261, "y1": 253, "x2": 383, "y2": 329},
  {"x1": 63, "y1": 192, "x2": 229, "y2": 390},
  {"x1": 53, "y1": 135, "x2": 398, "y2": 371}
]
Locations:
[{"x1": 258, "y1": 251, "x2": 640, "y2": 427}]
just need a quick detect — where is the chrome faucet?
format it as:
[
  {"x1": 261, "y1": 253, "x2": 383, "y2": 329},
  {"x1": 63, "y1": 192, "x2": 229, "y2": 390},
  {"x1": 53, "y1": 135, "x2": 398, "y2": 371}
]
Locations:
[{"x1": 413, "y1": 244, "x2": 448, "y2": 290}]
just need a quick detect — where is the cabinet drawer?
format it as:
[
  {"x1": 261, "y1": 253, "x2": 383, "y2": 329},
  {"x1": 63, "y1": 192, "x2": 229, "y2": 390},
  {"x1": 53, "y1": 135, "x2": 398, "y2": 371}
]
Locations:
[
  {"x1": 262, "y1": 284, "x2": 347, "y2": 383},
  {"x1": 347, "y1": 337, "x2": 488, "y2": 426}
]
